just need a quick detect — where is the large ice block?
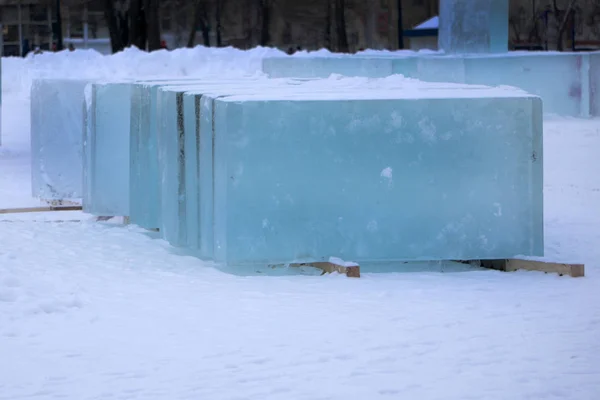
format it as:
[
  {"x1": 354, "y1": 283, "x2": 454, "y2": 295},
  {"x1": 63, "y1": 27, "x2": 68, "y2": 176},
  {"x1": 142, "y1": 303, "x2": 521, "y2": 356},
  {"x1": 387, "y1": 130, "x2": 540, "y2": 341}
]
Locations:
[
  {"x1": 130, "y1": 79, "x2": 210, "y2": 231},
  {"x1": 262, "y1": 56, "x2": 397, "y2": 79},
  {"x1": 416, "y1": 56, "x2": 465, "y2": 83},
  {"x1": 129, "y1": 78, "x2": 262, "y2": 232},
  {"x1": 85, "y1": 82, "x2": 132, "y2": 216},
  {"x1": 438, "y1": 0, "x2": 509, "y2": 54},
  {"x1": 156, "y1": 79, "x2": 307, "y2": 247},
  {"x1": 0, "y1": 58, "x2": 2, "y2": 147},
  {"x1": 464, "y1": 53, "x2": 588, "y2": 116},
  {"x1": 31, "y1": 78, "x2": 91, "y2": 199},
  {"x1": 178, "y1": 77, "x2": 436, "y2": 258},
  {"x1": 590, "y1": 52, "x2": 600, "y2": 116},
  {"x1": 212, "y1": 89, "x2": 543, "y2": 266}
]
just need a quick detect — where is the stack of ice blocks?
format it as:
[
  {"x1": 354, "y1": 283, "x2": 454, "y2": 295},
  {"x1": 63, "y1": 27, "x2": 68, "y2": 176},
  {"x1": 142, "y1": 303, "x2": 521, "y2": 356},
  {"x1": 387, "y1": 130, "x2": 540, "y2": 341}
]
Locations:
[
  {"x1": 144, "y1": 78, "x2": 543, "y2": 268},
  {"x1": 262, "y1": 52, "x2": 600, "y2": 117}
]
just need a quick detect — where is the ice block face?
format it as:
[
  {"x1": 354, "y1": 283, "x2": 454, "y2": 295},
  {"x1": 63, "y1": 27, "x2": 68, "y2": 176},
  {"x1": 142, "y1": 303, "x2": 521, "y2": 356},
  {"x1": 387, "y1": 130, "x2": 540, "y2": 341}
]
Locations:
[
  {"x1": 590, "y1": 52, "x2": 600, "y2": 116},
  {"x1": 416, "y1": 56, "x2": 466, "y2": 83},
  {"x1": 262, "y1": 56, "x2": 395, "y2": 78},
  {"x1": 438, "y1": 0, "x2": 509, "y2": 54},
  {"x1": 156, "y1": 88, "x2": 187, "y2": 246},
  {"x1": 85, "y1": 82, "x2": 132, "y2": 216},
  {"x1": 129, "y1": 79, "x2": 261, "y2": 232},
  {"x1": 30, "y1": 78, "x2": 91, "y2": 199},
  {"x1": 129, "y1": 79, "x2": 206, "y2": 231},
  {"x1": 0, "y1": 59, "x2": 2, "y2": 147},
  {"x1": 464, "y1": 53, "x2": 586, "y2": 116},
  {"x1": 212, "y1": 91, "x2": 543, "y2": 266}
]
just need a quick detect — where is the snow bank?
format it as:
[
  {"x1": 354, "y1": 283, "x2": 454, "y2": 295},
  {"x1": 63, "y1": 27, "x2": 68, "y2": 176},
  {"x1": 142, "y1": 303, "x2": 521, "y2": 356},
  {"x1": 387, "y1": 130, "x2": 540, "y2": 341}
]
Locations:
[
  {"x1": 1, "y1": 45, "x2": 286, "y2": 99},
  {"x1": 0, "y1": 45, "x2": 448, "y2": 100}
]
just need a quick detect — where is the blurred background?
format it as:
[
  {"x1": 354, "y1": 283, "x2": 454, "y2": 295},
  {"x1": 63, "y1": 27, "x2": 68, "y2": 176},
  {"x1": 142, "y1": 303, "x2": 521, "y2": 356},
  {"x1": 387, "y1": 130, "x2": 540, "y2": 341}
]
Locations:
[{"x1": 0, "y1": 0, "x2": 599, "y2": 57}]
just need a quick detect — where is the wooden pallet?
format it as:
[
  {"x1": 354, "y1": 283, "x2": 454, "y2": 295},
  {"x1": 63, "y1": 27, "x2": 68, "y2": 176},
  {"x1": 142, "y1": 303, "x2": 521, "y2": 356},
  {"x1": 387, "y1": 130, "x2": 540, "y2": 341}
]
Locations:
[
  {"x1": 480, "y1": 259, "x2": 584, "y2": 277},
  {"x1": 279, "y1": 258, "x2": 584, "y2": 279},
  {"x1": 289, "y1": 261, "x2": 361, "y2": 278},
  {"x1": 0, "y1": 205, "x2": 83, "y2": 214}
]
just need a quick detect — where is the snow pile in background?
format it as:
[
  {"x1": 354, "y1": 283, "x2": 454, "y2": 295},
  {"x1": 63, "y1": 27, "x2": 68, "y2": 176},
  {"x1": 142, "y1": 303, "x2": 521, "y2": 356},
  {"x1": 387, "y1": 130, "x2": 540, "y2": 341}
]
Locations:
[
  {"x1": 1, "y1": 45, "x2": 286, "y2": 99},
  {"x1": 0, "y1": 45, "x2": 448, "y2": 100}
]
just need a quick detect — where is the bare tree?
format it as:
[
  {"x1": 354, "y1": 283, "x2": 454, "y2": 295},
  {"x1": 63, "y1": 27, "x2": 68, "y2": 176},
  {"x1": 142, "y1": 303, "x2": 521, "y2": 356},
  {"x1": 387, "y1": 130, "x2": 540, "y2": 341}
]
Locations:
[
  {"x1": 554, "y1": 0, "x2": 577, "y2": 51},
  {"x1": 187, "y1": 0, "x2": 211, "y2": 47},
  {"x1": 325, "y1": 0, "x2": 332, "y2": 50},
  {"x1": 104, "y1": 0, "x2": 161, "y2": 53},
  {"x1": 216, "y1": 0, "x2": 223, "y2": 47},
  {"x1": 397, "y1": 0, "x2": 404, "y2": 49},
  {"x1": 259, "y1": 0, "x2": 271, "y2": 46},
  {"x1": 334, "y1": 0, "x2": 348, "y2": 52},
  {"x1": 104, "y1": 0, "x2": 129, "y2": 53},
  {"x1": 129, "y1": 0, "x2": 147, "y2": 49},
  {"x1": 144, "y1": 0, "x2": 161, "y2": 50}
]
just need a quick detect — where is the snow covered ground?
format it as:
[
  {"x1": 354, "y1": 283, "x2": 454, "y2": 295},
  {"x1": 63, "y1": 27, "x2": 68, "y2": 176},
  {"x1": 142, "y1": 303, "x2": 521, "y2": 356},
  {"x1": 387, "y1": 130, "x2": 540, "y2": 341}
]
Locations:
[{"x1": 1, "y1": 48, "x2": 600, "y2": 400}]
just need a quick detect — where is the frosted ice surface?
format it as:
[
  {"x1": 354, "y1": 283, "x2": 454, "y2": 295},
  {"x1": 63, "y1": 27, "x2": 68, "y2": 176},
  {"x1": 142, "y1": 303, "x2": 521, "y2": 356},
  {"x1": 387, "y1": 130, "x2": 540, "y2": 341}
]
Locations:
[
  {"x1": 464, "y1": 53, "x2": 588, "y2": 116},
  {"x1": 212, "y1": 90, "x2": 543, "y2": 265},
  {"x1": 416, "y1": 56, "x2": 465, "y2": 83},
  {"x1": 84, "y1": 82, "x2": 132, "y2": 216},
  {"x1": 130, "y1": 79, "x2": 209, "y2": 231},
  {"x1": 262, "y1": 56, "x2": 397, "y2": 79},
  {"x1": 129, "y1": 79, "x2": 261, "y2": 232},
  {"x1": 177, "y1": 78, "x2": 502, "y2": 259},
  {"x1": 145, "y1": 80, "x2": 257, "y2": 245},
  {"x1": 590, "y1": 52, "x2": 600, "y2": 116},
  {"x1": 31, "y1": 79, "x2": 91, "y2": 199},
  {"x1": 261, "y1": 52, "x2": 595, "y2": 116},
  {"x1": 438, "y1": 0, "x2": 509, "y2": 54}
]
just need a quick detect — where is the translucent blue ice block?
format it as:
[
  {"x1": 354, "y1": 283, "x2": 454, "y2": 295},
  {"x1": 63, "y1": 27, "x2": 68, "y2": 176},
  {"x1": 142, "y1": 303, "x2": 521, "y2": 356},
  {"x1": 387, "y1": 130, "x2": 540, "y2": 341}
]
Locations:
[
  {"x1": 180, "y1": 78, "x2": 404, "y2": 258},
  {"x1": 464, "y1": 53, "x2": 587, "y2": 116},
  {"x1": 85, "y1": 82, "x2": 132, "y2": 216},
  {"x1": 130, "y1": 79, "x2": 209, "y2": 230},
  {"x1": 438, "y1": 0, "x2": 509, "y2": 54},
  {"x1": 590, "y1": 52, "x2": 600, "y2": 116},
  {"x1": 416, "y1": 56, "x2": 465, "y2": 83},
  {"x1": 262, "y1": 56, "x2": 396, "y2": 78},
  {"x1": 129, "y1": 79, "x2": 259, "y2": 232},
  {"x1": 212, "y1": 91, "x2": 543, "y2": 266},
  {"x1": 156, "y1": 88, "x2": 185, "y2": 246},
  {"x1": 30, "y1": 78, "x2": 91, "y2": 199},
  {"x1": 149, "y1": 80, "x2": 257, "y2": 245}
]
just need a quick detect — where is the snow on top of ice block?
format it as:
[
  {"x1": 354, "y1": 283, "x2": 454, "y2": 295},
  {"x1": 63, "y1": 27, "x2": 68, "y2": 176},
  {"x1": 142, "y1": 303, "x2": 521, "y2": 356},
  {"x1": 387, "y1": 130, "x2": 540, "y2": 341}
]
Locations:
[
  {"x1": 157, "y1": 78, "x2": 316, "y2": 95},
  {"x1": 217, "y1": 77, "x2": 534, "y2": 101}
]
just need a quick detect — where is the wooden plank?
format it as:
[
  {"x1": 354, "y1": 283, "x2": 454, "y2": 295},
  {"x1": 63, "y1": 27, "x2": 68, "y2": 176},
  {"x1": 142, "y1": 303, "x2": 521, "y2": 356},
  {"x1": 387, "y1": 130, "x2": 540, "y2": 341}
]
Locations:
[
  {"x1": 42, "y1": 199, "x2": 80, "y2": 207},
  {"x1": 0, "y1": 205, "x2": 83, "y2": 214},
  {"x1": 481, "y1": 259, "x2": 585, "y2": 277},
  {"x1": 289, "y1": 261, "x2": 361, "y2": 278}
]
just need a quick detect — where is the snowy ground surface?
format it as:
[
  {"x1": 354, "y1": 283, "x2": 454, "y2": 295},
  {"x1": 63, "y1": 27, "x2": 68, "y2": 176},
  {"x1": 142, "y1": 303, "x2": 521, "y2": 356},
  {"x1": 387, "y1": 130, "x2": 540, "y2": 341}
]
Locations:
[{"x1": 1, "y1": 49, "x2": 600, "y2": 400}]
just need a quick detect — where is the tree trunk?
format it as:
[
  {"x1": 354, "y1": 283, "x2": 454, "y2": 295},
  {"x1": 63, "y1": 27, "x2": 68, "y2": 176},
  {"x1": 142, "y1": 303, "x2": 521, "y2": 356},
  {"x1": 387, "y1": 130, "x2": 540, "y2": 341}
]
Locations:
[
  {"x1": 187, "y1": 0, "x2": 210, "y2": 47},
  {"x1": 144, "y1": 0, "x2": 161, "y2": 51},
  {"x1": 200, "y1": 16, "x2": 210, "y2": 47},
  {"x1": 187, "y1": 0, "x2": 201, "y2": 47},
  {"x1": 216, "y1": 0, "x2": 223, "y2": 47},
  {"x1": 555, "y1": 0, "x2": 576, "y2": 51},
  {"x1": 129, "y1": 0, "x2": 147, "y2": 50},
  {"x1": 325, "y1": 0, "x2": 332, "y2": 51},
  {"x1": 397, "y1": 0, "x2": 404, "y2": 49},
  {"x1": 104, "y1": 0, "x2": 126, "y2": 53},
  {"x1": 55, "y1": 0, "x2": 64, "y2": 51},
  {"x1": 259, "y1": 0, "x2": 270, "y2": 46},
  {"x1": 334, "y1": 0, "x2": 348, "y2": 52}
]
